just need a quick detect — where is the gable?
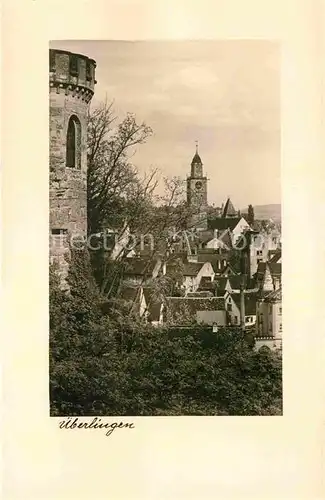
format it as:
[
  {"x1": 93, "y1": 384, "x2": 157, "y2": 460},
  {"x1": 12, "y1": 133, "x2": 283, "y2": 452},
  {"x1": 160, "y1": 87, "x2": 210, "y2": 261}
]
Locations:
[
  {"x1": 232, "y1": 217, "x2": 251, "y2": 240},
  {"x1": 263, "y1": 266, "x2": 274, "y2": 291},
  {"x1": 199, "y1": 261, "x2": 215, "y2": 276}
]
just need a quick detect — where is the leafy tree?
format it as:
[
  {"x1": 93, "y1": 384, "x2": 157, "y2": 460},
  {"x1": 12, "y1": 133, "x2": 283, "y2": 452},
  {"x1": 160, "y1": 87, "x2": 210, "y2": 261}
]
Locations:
[
  {"x1": 50, "y1": 258, "x2": 282, "y2": 417},
  {"x1": 87, "y1": 100, "x2": 154, "y2": 235},
  {"x1": 247, "y1": 204, "x2": 255, "y2": 225},
  {"x1": 50, "y1": 101, "x2": 282, "y2": 418},
  {"x1": 87, "y1": 100, "x2": 201, "y2": 301}
]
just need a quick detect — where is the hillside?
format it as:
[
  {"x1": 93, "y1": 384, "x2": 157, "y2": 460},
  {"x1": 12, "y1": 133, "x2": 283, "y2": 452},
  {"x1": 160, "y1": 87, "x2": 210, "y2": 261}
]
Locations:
[
  {"x1": 242, "y1": 204, "x2": 281, "y2": 221},
  {"x1": 254, "y1": 204, "x2": 281, "y2": 221}
]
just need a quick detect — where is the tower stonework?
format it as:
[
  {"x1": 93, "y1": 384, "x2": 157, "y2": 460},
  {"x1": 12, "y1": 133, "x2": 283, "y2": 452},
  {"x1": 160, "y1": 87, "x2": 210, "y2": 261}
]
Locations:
[
  {"x1": 49, "y1": 49, "x2": 96, "y2": 278},
  {"x1": 186, "y1": 146, "x2": 208, "y2": 230}
]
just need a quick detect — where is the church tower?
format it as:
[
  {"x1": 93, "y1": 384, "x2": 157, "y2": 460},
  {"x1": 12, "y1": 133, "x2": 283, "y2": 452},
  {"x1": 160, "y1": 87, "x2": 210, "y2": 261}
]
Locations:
[{"x1": 186, "y1": 143, "x2": 208, "y2": 230}]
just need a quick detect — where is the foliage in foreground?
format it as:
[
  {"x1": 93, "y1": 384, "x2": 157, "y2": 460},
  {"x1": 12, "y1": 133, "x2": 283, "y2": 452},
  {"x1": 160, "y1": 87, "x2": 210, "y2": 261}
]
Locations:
[{"x1": 50, "y1": 251, "x2": 282, "y2": 417}]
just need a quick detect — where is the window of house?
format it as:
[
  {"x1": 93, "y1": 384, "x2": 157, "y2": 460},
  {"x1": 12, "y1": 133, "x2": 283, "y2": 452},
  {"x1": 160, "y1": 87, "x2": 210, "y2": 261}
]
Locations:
[
  {"x1": 279, "y1": 323, "x2": 282, "y2": 332},
  {"x1": 227, "y1": 303, "x2": 232, "y2": 312},
  {"x1": 66, "y1": 115, "x2": 81, "y2": 168},
  {"x1": 257, "y1": 258, "x2": 262, "y2": 264},
  {"x1": 279, "y1": 307, "x2": 282, "y2": 314},
  {"x1": 257, "y1": 250, "x2": 263, "y2": 256},
  {"x1": 234, "y1": 316, "x2": 238, "y2": 324}
]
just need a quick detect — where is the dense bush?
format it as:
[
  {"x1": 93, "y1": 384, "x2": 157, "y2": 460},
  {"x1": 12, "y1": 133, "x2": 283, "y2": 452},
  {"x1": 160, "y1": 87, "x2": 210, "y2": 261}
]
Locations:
[{"x1": 50, "y1": 252, "x2": 282, "y2": 416}]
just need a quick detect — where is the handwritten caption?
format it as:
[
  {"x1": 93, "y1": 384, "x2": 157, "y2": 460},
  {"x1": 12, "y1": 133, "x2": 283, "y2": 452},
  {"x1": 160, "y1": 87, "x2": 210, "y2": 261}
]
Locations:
[{"x1": 59, "y1": 417, "x2": 135, "y2": 437}]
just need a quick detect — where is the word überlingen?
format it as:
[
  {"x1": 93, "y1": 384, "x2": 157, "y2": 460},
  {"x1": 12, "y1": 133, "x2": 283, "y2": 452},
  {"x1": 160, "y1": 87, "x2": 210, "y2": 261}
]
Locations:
[{"x1": 59, "y1": 417, "x2": 135, "y2": 437}]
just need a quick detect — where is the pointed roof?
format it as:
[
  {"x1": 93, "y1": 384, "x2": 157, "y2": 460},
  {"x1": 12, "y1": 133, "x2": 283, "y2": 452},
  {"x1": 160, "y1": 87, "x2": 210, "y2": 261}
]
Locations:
[
  {"x1": 265, "y1": 287, "x2": 282, "y2": 302},
  {"x1": 222, "y1": 197, "x2": 237, "y2": 218},
  {"x1": 191, "y1": 152, "x2": 202, "y2": 165},
  {"x1": 269, "y1": 249, "x2": 281, "y2": 263},
  {"x1": 191, "y1": 142, "x2": 202, "y2": 165}
]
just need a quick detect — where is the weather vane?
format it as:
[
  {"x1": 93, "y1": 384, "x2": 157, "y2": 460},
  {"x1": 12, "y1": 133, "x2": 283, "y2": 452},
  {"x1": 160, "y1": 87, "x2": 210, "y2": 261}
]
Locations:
[{"x1": 195, "y1": 140, "x2": 198, "y2": 153}]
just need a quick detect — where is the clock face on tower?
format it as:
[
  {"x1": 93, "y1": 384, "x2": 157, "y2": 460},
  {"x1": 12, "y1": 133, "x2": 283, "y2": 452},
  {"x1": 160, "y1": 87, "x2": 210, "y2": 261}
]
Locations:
[{"x1": 195, "y1": 181, "x2": 202, "y2": 190}]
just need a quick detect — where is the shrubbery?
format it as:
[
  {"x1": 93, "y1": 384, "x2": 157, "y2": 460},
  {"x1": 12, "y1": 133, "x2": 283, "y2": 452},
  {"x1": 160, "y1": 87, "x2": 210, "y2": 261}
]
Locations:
[{"x1": 50, "y1": 250, "x2": 282, "y2": 416}]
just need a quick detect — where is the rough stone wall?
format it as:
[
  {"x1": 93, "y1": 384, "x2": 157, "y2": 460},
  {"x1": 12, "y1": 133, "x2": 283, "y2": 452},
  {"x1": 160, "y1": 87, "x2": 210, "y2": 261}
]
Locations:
[
  {"x1": 49, "y1": 49, "x2": 96, "y2": 279},
  {"x1": 49, "y1": 91, "x2": 88, "y2": 235},
  {"x1": 187, "y1": 177, "x2": 208, "y2": 209}
]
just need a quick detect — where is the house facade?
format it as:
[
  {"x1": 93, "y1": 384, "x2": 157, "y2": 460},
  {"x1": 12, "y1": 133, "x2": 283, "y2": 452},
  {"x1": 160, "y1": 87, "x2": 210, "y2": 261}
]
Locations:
[
  {"x1": 182, "y1": 261, "x2": 215, "y2": 294},
  {"x1": 255, "y1": 288, "x2": 282, "y2": 350},
  {"x1": 249, "y1": 229, "x2": 281, "y2": 276}
]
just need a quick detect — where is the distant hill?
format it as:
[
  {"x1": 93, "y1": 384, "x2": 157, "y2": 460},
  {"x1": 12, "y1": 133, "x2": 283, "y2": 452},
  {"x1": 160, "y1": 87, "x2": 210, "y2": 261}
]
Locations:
[
  {"x1": 242, "y1": 204, "x2": 281, "y2": 221},
  {"x1": 253, "y1": 204, "x2": 281, "y2": 221}
]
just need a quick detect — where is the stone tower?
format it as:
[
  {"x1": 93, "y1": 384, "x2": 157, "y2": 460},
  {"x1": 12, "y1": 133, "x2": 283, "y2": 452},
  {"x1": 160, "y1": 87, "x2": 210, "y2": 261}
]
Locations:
[
  {"x1": 186, "y1": 144, "x2": 208, "y2": 230},
  {"x1": 49, "y1": 49, "x2": 96, "y2": 277}
]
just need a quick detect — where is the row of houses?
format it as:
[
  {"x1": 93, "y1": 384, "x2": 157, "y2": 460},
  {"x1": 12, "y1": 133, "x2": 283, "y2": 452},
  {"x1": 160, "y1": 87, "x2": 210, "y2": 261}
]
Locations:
[
  {"x1": 100, "y1": 194, "x2": 282, "y2": 350},
  {"x1": 114, "y1": 244, "x2": 282, "y2": 350}
]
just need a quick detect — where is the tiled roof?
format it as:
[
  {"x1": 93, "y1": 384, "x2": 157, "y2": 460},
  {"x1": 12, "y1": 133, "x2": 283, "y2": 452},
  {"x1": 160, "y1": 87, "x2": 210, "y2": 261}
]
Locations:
[
  {"x1": 165, "y1": 254, "x2": 188, "y2": 275},
  {"x1": 191, "y1": 151, "x2": 202, "y2": 165},
  {"x1": 183, "y1": 262, "x2": 204, "y2": 276},
  {"x1": 218, "y1": 228, "x2": 233, "y2": 249},
  {"x1": 197, "y1": 229, "x2": 233, "y2": 249},
  {"x1": 166, "y1": 296, "x2": 226, "y2": 319},
  {"x1": 214, "y1": 276, "x2": 228, "y2": 292},
  {"x1": 212, "y1": 261, "x2": 230, "y2": 274},
  {"x1": 199, "y1": 276, "x2": 214, "y2": 286},
  {"x1": 187, "y1": 291, "x2": 214, "y2": 297},
  {"x1": 123, "y1": 257, "x2": 159, "y2": 276},
  {"x1": 221, "y1": 264, "x2": 238, "y2": 276},
  {"x1": 256, "y1": 262, "x2": 281, "y2": 279},
  {"x1": 232, "y1": 293, "x2": 257, "y2": 315},
  {"x1": 197, "y1": 230, "x2": 215, "y2": 243},
  {"x1": 197, "y1": 248, "x2": 219, "y2": 254},
  {"x1": 222, "y1": 198, "x2": 237, "y2": 217},
  {"x1": 269, "y1": 250, "x2": 281, "y2": 263},
  {"x1": 269, "y1": 262, "x2": 281, "y2": 276},
  {"x1": 168, "y1": 252, "x2": 189, "y2": 262},
  {"x1": 207, "y1": 217, "x2": 241, "y2": 231},
  {"x1": 256, "y1": 262, "x2": 267, "y2": 277},
  {"x1": 197, "y1": 251, "x2": 229, "y2": 264},
  {"x1": 228, "y1": 275, "x2": 244, "y2": 289},
  {"x1": 264, "y1": 288, "x2": 282, "y2": 302}
]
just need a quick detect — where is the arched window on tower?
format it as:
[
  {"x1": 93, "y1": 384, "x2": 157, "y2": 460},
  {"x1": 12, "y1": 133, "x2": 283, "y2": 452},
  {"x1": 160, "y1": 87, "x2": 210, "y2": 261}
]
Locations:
[{"x1": 66, "y1": 115, "x2": 81, "y2": 168}]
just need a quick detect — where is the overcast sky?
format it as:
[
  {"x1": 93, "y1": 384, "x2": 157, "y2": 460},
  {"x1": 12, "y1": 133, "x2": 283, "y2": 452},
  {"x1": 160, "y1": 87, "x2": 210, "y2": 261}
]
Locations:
[{"x1": 50, "y1": 40, "x2": 280, "y2": 208}]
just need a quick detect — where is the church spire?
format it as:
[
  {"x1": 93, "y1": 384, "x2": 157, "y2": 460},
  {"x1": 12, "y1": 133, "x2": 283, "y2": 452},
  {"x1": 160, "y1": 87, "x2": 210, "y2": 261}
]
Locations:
[
  {"x1": 222, "y1": 197, "x2": 237, "y2": 218},
  {"x1": 191, "y1": 141, "x2": 203, "y2": 177},
  {"x1": 191, "y1": 141, "x2": 202, "y2": 166}
]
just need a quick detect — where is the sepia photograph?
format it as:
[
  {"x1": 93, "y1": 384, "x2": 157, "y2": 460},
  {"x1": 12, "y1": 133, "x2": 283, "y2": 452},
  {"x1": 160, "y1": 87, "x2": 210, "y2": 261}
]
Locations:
[{"x1": 49, "y1": 40, "x2": 282, "y2": 417}]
